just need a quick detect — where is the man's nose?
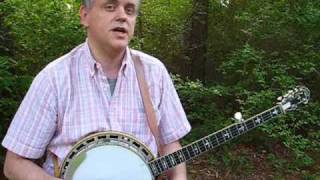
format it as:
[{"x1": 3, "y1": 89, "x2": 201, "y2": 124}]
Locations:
[{"x1": 115, "y1": 7, "x2": 128, "y2": 22}]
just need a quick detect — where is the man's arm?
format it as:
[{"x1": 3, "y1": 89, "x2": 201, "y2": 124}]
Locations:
[
  {"x1": 3, "y1": 151, "x2": 61, "y2": 180},
  {"x1": 162, "y1": 141, "x2": 187, "y2": 180}
]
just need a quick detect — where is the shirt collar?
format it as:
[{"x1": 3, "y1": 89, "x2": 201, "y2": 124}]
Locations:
[
  {"x1": 83, "y1": 39, "x2": 132, "y2": 79},
  {"x1": 83, "y1": 39, "x2": 97, "y2": 78}
]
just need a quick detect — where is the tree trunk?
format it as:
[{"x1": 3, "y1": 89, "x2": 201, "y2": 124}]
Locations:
[{"x1": 185, "y1": 0, "x2": 209, "y2": 82}]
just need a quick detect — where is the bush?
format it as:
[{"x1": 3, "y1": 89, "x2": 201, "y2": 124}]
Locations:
[
  {"x1": 219, "y1": 44, "x2": 320, "y2": 158},
  {"x1": 0, "y1": 56, "x2": 32, "y2": 137}
]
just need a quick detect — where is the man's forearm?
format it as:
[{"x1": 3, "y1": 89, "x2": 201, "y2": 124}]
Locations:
[
  {"x1": 4, "y1": 151, "x2": 61, "y2": 180},
  {"x1": 166, "y1": 162, "x2": 188, "y2": 180},
  {"x1": 162, "y1": 141, "x2": 188, "y2": 180}
]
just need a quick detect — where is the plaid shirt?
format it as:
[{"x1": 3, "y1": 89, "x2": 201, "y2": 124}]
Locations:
[{"x1": 2, "y1": 41, "x2": 191, "y2": 175}]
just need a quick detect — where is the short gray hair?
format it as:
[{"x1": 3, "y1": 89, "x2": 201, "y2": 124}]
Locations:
[
  {"x1": 82, "y1": 0, "x2": 141, "y2": 9},
  {"x1": 82, "y1": 0, "x2": 94, "y2": 8}
]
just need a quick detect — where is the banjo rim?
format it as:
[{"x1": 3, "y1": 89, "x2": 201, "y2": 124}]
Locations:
[{"x1": 59, "y1": 131, "x2": 156, "y2": 178}]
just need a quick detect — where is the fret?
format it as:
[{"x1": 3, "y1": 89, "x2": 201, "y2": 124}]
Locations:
[
  {"x1": 182, "y1": 147, "x2": 191, "y2": 160},
  {"x1": 186, "y1": 145, "x2": 194, "y2": 157},
  {"x1": 155, "y1": 160, "x2": 164, "y2": 173},
  {"x1": 237, "y1": 123, "x2": 246, "y2": 134},
  {"x1": 150, "y1": 163, "x2": 158, "y2": 176},
  {"x1": 164, "y1": 156, "x2": 171, "y2": 168},
  {"x1": 168, "y1": 154, "x2": 176, "y2": 167},
  {"x1": 203, "y1": 138, "x2": 212, "y2": 150},
  {"x1": 197, "y1": 140, "x2": 206, "y2": 152},
  {"x1": 267, "y1": 110, "x2": 273, "y2": 120},
  {"x1": 209, "y1": 134, "x2": 219, "y2": 147},
  {"x1": 215, "y1": 131, "x2": 225, "y2": 144},
  {"x1": 222, "y1": 129, "x2": 232, "y2": 140},
  {"x1": 227, "y1": 128, "x2": 234, "y2": 139},
  {"x1": 161, "y1": 158, "x2": 168, "y2": 169},
  {"x1": 186, "y1": 146, "x2": 192, "y2": 158},
  {"x1": 245, "y1": 119, "x2": 255, "y2": 130},
  {"x1": 177, "y1": 150, "x2": 185, "y2": 162},
  {"x1": 250, "y1": 116, "x2": 257, "y2": 127},
  {"x1": 173, "y1": 151, "x2": 181, "y2": 164},
  {"x1": 191, "y1": 143, "x2": 200, "y2": 155},
  {"x1": 242, "y1": 121, "x2": 249, "y2": 132},
  {"x1": 261, "y1": 111, "x2": 271, "y2": 122},
  {"x1": 230, "y1": 124, "x2": 240, "y2": 137}
]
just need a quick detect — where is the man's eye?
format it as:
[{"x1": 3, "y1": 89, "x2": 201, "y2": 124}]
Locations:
[
  {"x1": 105, "y1": 4, "x2": 115, "y2": 11},
  {"x1": 126, "y1": 7, "x2": 136, "y2": 15}
]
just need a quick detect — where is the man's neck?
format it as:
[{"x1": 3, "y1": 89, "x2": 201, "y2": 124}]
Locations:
[{"x1": 88, "y1": 39, "x2": 126, "y2": 79}]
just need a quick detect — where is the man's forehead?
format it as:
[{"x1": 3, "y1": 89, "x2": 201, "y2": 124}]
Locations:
[{"x1": 100, "y1": 0, "x2": 139, "y2": 5}]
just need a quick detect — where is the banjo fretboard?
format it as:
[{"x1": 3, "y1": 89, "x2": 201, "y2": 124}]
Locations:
[{"x1": 149, "y1": 105, "x2": 283, "y2": 176}]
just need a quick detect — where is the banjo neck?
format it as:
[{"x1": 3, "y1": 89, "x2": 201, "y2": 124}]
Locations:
[{"x1": 148, "y1": 105, "x2": 284, "y2": 176}]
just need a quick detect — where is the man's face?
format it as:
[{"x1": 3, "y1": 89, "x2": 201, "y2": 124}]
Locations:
[{"x1": 81, "y1": 0, "x2": 138, "y2": 51}]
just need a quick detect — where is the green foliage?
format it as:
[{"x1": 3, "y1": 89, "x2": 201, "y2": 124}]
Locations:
[
  {"x1": 220, "y1": 44, "x2": 270, "y2": 90},
  {"x1": 302, "y1": 171, "x2": 320, "y2": 180},
  {"x1": 172, "y1": 74, "x2": 232, "y2": 142},
  {"x1": 0, "y1": 0, "x2": 84, "y2": 73},
  {"x1": 267, "y1": 153, "x2": 287, "y2": 171},
  {"x1": 207, "y1": 147, "x2": 254, "y2": 175},
  {"x1": 221, "y1": 150, "x2": 254, "y2": 174},
  {"x1": 137, "y1": 0, "x2": 192, "y2": 71},
  {"x1": 0, "y1": 56, "x2": 32, "y2": 136},
  {"x1": 218, "y1": 41, "x2": 320, "y2": 159}
]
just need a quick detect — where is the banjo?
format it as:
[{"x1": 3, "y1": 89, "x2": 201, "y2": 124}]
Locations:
[{"x1": 59, "y1": 86, "x2": 310, "y2": 180}]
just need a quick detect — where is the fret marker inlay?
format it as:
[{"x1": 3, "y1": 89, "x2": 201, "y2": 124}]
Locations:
[
  {"x1": 224, "y1": 133, "x2": 230, "y2": 139},
  {"x1": 255, "y1": 117, "x2": 262, "y2": 124}
]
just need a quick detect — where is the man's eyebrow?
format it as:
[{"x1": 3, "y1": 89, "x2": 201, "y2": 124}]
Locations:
[
  {"x1": 104, "y1": 0, "x2": 118, "y2": 4},
  {"x1": 102, "y1": 0, "x2": 137, "y2": 9},
  {"x1": 126, "y1": 2, "x2": 136, "y2": 7}
]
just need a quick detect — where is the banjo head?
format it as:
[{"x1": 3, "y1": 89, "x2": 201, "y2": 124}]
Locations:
[{"x1": 60, "y1": 131, "x2": 156, "y2": 180}]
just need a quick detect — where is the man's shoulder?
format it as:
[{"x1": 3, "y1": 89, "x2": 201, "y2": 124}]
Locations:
[
  {"x1": 31, "y1": 42, "x2": 87, "y2": 88},
  {"x1": 44, "y1": 43, "x2": 85, "y2": 73},
  {"x1": 130, "y1": 49, "x2": 165, "y2": 69}
]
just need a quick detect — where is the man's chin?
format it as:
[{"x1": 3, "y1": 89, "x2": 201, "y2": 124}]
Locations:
[{"x1": 110, "y1": 42, "x2": 129, "y2": 51}]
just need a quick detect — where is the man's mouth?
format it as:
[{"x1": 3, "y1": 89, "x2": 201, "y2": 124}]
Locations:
[{"x1": 112, "y1": 27, "x2": 128, "y2": 34}]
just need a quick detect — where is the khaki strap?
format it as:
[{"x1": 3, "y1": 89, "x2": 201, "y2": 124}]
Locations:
[
  {"x1": 50, "y1": 151, "x2": 60, "y2": 178},
  {"x1": 132, "y1": 52, "x2": 164, "y2": 156}
]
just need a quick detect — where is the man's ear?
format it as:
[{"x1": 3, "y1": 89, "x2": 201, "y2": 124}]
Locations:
[{"x1": 80, "y1": 5, "x2": 89, "y2": 27}]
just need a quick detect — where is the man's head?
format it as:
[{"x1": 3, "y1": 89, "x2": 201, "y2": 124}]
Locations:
[
  {"x1": 82, "y1": 0, "x2": 141, "y2": 10},
  {"x1": 80, "y1": 0, "x2": 140, "y2": 53}
]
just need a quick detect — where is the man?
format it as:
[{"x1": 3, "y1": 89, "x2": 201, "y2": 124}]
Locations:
[{"x1": 2, "y1": 0, "x2": 191, "y2": 179}]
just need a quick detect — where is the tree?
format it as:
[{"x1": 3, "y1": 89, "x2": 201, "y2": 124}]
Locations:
[{"x1": 185, "y1": 0, "x2": 209, "y2": 82}]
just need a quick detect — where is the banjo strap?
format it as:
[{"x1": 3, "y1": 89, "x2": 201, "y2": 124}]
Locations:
[
  {"x1": 131, "y1": 52, "x2": 164, "y2": 156},
  {"x1": 52, "y1": 152, "x2": 60, "y2": 177}
]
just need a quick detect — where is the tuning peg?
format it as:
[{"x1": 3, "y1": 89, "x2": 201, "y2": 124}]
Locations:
[{"x1": 234, "y1": 112, "x2": 244, "y2": 122}]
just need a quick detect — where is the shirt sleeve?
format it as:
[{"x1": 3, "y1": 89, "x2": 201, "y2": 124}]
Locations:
[
  {"x1": 2, "y1": 69, "x2": 57, "y2": 159},
  {"x1": 158, "y1": 65, "x2": 191, "y2": 145}
]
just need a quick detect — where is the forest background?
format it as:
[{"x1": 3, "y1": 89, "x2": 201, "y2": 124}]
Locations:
[{"x1": 0, "y1": 0, "x2": 319, "y2": 179}]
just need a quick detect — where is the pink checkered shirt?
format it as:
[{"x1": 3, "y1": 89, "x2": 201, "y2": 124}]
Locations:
[{"x1": 2, "y1": 41, "x2": 191, "y2": 175}]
